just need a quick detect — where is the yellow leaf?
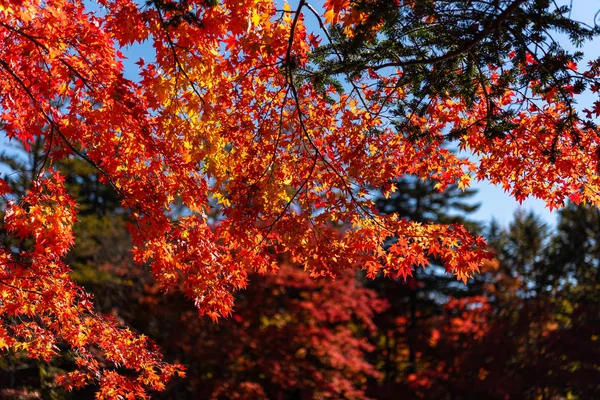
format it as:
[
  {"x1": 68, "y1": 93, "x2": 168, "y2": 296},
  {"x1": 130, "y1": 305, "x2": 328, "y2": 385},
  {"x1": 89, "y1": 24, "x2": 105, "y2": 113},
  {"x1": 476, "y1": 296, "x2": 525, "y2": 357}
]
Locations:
[
  {"x1": 457, "y1": 174, "x2": 471, "y2": 191},
  {"x1": 323, "y1": 9, "x2": 336, "y2": 25},
  {"x1": 251, "y1": 10, "x2": 261, "y2": 27}
]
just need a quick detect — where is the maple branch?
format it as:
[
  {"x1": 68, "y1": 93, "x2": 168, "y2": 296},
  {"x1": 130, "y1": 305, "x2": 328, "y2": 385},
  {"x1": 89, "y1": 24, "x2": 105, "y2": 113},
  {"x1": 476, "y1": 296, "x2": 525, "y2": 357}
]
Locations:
[
  {"x1": 303, "y1": 3, "x2": 414, "y2": 173},
  {"x1": 303, "y1": 185, "x2": 334, "y2": 245},
  {"x1": 0, "y1": 58, "x2": 150, "y2": 237},
  {"x1": 304, "y1": 3, "x2": 373, "y2": 115},
  {"x1": 258, "y1": 154, "x2": 318, "y2": 237},
  {"x1": 0, "y1": 21, "x2": 98, "y2": 93},
  {"x1": 469, "y1": 52, "x2": 498, "y2": 139},
  {"x1": 505, "y1": 25, "x2": 582, "y2": 146},
  {"x1": 250, "y1": 0, "x2": 322, "y2": 234},
  {"x1": 0, "y1": 280, "x2": 44, "y2": 296},
  {"x1": 284, "y1": 1, "x2": 392, "y2": 234},
  {"x1": 246, "y1": 87, "x2": 291, "y2": 191},
  {"x1": 0, "y1": 59, "x2": 101, "y2": 172},
  {"x1": 510, "y1": 87, "x2": 577, "y2": 155},
  {"x1": 154, "y1": 3, "x2": 206, "y2": 106},
  {"x1": 0, "y1": 21, "x2": 45, "y2": 44},
  {"x1": 34, "y1": 124, "x2": 54, "y2": 181}
]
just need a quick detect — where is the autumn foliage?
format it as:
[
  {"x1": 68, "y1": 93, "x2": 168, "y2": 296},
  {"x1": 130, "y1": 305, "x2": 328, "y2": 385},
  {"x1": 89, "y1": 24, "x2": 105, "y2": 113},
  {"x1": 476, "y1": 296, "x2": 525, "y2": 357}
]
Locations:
[
  {"x1": 122, "y1": 264, "x2": 388, "y2": 399},
  {"x1": 1, "y1": 0, "x2": 600, "y2": 397}
]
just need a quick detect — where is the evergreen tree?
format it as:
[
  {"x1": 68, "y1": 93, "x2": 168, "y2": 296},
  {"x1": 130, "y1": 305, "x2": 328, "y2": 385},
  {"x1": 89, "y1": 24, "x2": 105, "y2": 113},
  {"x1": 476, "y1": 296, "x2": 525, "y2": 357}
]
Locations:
[
  {"x1": 541, "y1": 204, "x2": 600, "y2": 398},
  {"x1": 429, "y1": 205, "x2": 600, "y2": 399},
  {"x1": 307, "y1": 0, "x2": 598, "y2": 142}
]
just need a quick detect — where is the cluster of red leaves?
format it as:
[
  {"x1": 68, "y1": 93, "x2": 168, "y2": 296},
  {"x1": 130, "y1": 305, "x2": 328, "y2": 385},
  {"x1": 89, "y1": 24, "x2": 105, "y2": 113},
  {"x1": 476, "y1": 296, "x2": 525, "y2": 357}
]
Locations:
[
  {"x1": 0, "y1": 173, "x2": 183, "y2": 398},
  {"x1": 210, "y1": 266, "x2": 388, "y2": 399},
  {"x1": 104, "y1": 262, "x2": 387, "y2": 398},
  {"x1": 237, "y1": 267, "x2": 385, "y2": 397}
]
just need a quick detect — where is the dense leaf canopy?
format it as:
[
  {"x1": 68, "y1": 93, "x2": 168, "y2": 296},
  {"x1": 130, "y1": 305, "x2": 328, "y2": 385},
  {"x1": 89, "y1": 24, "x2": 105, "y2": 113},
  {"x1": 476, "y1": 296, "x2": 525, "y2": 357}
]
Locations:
[{"x1": 1, "y1": 0, "x2": 599, "y2": 396}]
